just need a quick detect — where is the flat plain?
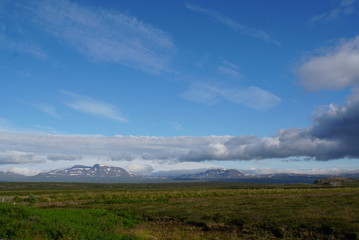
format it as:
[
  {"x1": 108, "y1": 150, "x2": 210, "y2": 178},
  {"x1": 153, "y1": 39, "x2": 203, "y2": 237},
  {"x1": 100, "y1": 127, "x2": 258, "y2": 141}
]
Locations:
[{"x1": 0, "y1": 181, "x2": 358, "y2": 240}]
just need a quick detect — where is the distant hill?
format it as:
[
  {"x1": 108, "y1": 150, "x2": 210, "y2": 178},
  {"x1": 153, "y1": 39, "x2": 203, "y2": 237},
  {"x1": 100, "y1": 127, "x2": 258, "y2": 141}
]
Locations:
[{"x1": 176, "y1": 168, "x2": 245, "y2": 180}]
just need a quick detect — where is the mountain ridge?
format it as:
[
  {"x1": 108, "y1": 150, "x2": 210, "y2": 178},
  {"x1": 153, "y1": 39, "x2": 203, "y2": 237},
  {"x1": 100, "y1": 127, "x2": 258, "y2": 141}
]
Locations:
[
  {"x1": 175, "y1": 168, "x2": 245, "y2": 179},
  {"x1": 0, "y1": 164, "x2": 358, "y2": 183},
  {"x1": 38, "y1": 164, "x2": 131, "y2": 178}
]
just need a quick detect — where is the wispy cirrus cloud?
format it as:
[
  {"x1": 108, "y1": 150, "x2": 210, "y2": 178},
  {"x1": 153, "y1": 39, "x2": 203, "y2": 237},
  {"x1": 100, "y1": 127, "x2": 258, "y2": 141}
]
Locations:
[
  {"x1": 0, "y1": 31, "x2": 48, "y2": 60},
  {"x1": 310, "y1": 0, "x2": 358, "y2": 23},
  {"x1": 33, "y1": 103, "x2": 59, "y2": 118},
  {"x1": 185, "y1": 3, "x2": 280, "y2": 46},
  {"x1": 218, "y1": 58, "x2": 242, "y2": 79},
  {"x1": 0, "y1": 7, "x2": 48, "y2": 60},
  {"x1": 181, "y1": 56, "x2": 281, "y2": 110},
  {"x1": 16, "y1": 98, "x2": 60, "y2": 118},
  {"x1": 168, "y1": 121, "x2": 184, "y2": 132},
  {"x1": 61, "y1": 91, "x2": 128, "y2": 122},
  {"x1": 182, "y1": 82, "x2": 282, "y2": 110},
  {"x1": 3, "y1": 0, "x2": 175, "y2": 74}
]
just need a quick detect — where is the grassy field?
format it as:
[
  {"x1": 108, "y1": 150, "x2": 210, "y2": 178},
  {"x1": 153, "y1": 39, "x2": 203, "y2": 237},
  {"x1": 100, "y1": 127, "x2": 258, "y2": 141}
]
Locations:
[{"x1": 0, "y1": 181, "x2": 358, "y2": 240}]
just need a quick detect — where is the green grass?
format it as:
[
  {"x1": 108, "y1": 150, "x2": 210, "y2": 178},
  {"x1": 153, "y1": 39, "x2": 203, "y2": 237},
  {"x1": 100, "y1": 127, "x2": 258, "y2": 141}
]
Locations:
[
  {"x1": 0, "y1": 203, "x2": 138, "y2": 240},
  {"x1": 102, "y1": 189, "x2": 358, "y2": 240},
  {"x1": 0, "y1": 182, "x2": 358, "y2": 240}
]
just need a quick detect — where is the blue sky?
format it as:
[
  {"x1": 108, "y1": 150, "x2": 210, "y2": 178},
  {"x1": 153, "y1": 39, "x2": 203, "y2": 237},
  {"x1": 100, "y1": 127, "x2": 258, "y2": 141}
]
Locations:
[{"x1": 0, "y1": 0, "x2": 359, "y2": 175}]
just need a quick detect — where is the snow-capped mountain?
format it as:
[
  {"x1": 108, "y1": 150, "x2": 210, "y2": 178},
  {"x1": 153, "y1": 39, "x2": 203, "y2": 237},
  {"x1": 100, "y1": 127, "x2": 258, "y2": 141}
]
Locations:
[
  {"x1": 176, "y1": 168, "x2": 245, "y2": 179},
  {"x1": 38, "y1": 164, "x2": 131, "y2": 178},
  {"x1": 26, "y1": 164, "x2": 166, "y2": 183}
]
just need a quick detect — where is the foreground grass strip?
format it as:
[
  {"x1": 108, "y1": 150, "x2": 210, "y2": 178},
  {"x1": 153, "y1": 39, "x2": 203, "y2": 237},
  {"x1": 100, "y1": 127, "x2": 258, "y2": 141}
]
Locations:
[{"x1": 0, "y1": 203, "x2": 139, "y2": 240}]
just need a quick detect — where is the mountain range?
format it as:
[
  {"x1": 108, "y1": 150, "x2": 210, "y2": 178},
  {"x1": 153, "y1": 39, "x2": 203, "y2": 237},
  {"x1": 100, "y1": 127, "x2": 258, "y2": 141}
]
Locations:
[{"x1": 0, "y1": 164, "x2": 358, "y2": 183}]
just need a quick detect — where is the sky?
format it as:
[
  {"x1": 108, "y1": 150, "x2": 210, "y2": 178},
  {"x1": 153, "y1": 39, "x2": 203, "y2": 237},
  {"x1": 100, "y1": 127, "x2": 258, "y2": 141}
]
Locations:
[{"x1": 0, "y1": 0, "x2": 359, "y2": 176}]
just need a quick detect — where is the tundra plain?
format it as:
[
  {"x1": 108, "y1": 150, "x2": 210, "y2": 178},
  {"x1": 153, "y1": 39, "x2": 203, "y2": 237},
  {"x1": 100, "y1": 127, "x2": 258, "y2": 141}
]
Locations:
[{"x1": 0, "y1": 181, "x2": 358, "y2": 240}]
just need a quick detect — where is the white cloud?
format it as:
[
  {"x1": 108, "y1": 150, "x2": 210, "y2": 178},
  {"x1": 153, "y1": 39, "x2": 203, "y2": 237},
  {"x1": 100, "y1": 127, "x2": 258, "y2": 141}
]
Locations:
[
  {"x1": 185, "y1": 3, "x2": 280, "y2": 46},
  {"x1": 0, "y1": 115, "x2": 354, "y2": 165},
  {"x1": 62, "y1": 91, "x2": 128, "y2": 122},
  {"x1": 0, "y1": 151, "x2": 45, "y2": 164},
  {"x1": 6, "y1": 167, "x2": 40, "y2": 176},
  {"x1": 182, "y1": 82, "x2": 281, "y2": 110},
  {"x1": 178, "y1": 129, "x2": 338, "y2": 162},
  {"x1": 47, "y1": 154, "x2": 82, "y2": 161},
  {"x1": 0, "y1": 127, "x2": 341, "y2": 165},
  {"x1": 125, "y1": 162, "x2": 153, "y2": 175},
  {"x1": 20, "y1": 0, "x2": 176, "y2": 74},
  {"x1": 0, "y1": 133, "x2": 232, "y2": 163},
  {"x1": 110, "y1": 152, "x2": 136, "y2": 161},
  {"x1": 297, "y1": 36, "x2": 359, "y2": 91}
]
